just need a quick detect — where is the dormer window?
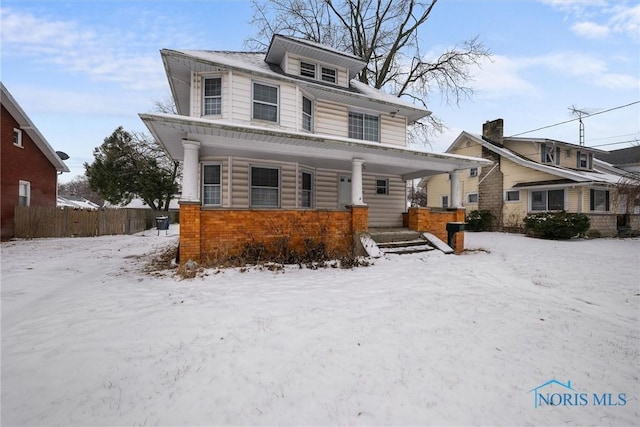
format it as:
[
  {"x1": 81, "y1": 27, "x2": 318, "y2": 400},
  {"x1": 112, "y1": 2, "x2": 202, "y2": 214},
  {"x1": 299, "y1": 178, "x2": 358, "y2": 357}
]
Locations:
[
  {"x1": 300, "y1": 62, "x2": 316, "y2": 79},
  {"x1": 299, "y1": 60, "x2": 337, "y2": 84},
  {"x1": 577, "y1": 151, "x2": 592, "y2": 169},
  {"x1": 541, "y1": 143, "x2": 560, "y2": 165},
  {"x1": 321, "y1": 67, "x2": 336, "y2": 83}
]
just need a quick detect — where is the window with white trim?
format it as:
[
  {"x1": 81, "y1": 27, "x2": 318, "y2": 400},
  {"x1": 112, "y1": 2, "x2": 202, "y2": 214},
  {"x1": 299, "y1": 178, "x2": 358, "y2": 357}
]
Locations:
[
  {"x1": 467, "y1": 193, "x2": 478, "y2": 204},
  {"x1": 376, "y1": 178, "x2": 389, "y2": 195},
  {"x1": 301, "y1": 171, "x2": 313, "y2": 208},
  {"x1": 300, "y1": 62, "x2": 316, "y2": 79},
  {"x1": 441, "y1": 195, "x2": 449, "y2": 209},
  {"x1": 251, "y1": 166, "x2": 280, "y2": 207},
  {"x1": 590, "y1": 188, "x2": 610, "y2": 212},
  {"x1": 348, "y1": 111, "x2": 379, "y2": 142},
  {"x1": 577, "y1": 151, "x2": 592, "y2": 169},
  {"x1": 202, "y1": 164, "x2": 222, "y2": 206},
  {"x1": 530, "y1": 189, "x2": 564, "y2": 211},
  {"x1": 18, "y1": 180, "x2": 30, "y2": 206},
  {"x1": 505, "y1": 190, "x2": 520, "y2": 202},
  {"x1": 13, "y1": 128, "x2": 23, "y2": 147},
  {"x1": 252, "y1": 82, "x2": 278, "y2": 122},
  {"x1": 302, "y1": 96, "x2": 313, "y2": 132},
  {"x1": 202, "y1": 77, "x2": 222, "y2": 116},
  {"x1": 321, "y1": 67, "x2": 337, "y2": 83},
  {"x1": 469, "y1": 167, "x2": 478, "y2": 177}
]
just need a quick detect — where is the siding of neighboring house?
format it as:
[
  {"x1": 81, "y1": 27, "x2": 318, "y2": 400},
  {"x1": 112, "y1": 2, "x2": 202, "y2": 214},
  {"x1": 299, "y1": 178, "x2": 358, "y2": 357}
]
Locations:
[{"x1": 1, "y1": 105, "x2": 58, "y2": 239}]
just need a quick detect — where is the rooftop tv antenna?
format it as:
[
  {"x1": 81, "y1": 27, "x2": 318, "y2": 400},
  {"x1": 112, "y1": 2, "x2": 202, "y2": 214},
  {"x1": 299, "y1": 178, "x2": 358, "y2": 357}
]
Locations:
[{"x1": 568, "y1": 105, "x2": 594, "y2": 146}]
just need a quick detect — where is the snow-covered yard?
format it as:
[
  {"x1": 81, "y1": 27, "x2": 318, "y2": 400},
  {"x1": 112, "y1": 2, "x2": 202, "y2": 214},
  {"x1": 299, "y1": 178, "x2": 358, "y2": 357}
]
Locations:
[{"x1": 1, "y1": 227, "x2": 638, "y2": 426}]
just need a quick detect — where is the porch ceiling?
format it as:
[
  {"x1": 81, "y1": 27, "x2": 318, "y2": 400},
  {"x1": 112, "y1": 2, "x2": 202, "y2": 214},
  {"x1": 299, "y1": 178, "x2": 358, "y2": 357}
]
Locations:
[{"x1": 140, "y1": 113, "x2": 492, "y2": 180}]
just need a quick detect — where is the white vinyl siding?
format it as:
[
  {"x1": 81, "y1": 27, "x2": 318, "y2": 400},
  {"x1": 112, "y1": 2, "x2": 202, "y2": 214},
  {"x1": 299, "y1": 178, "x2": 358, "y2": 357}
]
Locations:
[
  {"x1": 315, "y1": 170, "x2": 339, "y2": 209},
  {"x1": 365, "y1": 175, "x2": 405, "y2": 227},
  {"x1": 315, "y1": 101, "x2": 348, "y2": 137},
  {"x1": 380, "y1": 114, "x2": 406, "y2": 146}
]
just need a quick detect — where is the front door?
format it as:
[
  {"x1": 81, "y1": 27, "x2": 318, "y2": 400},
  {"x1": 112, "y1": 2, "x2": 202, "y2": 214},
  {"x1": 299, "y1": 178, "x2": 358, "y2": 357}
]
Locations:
[{"x1": 338, "y1": 175, "x2": 352, "y2": 209}]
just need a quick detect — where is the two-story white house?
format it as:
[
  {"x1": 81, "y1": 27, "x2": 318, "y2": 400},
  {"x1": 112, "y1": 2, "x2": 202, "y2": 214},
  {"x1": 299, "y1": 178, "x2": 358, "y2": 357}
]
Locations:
[{"x1": 140, "y1": 35, "x2": 490, "y2": 263}]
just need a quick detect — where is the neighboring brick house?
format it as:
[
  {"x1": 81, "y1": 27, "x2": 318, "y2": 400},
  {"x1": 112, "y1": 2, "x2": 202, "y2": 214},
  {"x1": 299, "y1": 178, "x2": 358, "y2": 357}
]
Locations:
[
  {"x1": 140, "y1": 34, "x2": 490, "y2": 261},
  {"x1": 1, "y1": 83, "x2": 69, "y2": 239},
  {"x1": 424, "y1": 118, "x2": 637, "y2": 237}
]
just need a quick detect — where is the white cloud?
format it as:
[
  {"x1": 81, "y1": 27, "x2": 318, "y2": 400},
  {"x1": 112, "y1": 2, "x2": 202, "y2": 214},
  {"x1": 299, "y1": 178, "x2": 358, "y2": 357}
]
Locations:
[
  {"x1": 571, "y1": 21, "x2": 610, "y2": 38},
  {"x1": 0, "y1": 7, "x2": 193, "y2": 91},
  {"x1": 470, "y1": 55, "x2": 540, "y2": 99},
  {"x1": 541, "y1": 0, "x2": 640, "y2": 40}
]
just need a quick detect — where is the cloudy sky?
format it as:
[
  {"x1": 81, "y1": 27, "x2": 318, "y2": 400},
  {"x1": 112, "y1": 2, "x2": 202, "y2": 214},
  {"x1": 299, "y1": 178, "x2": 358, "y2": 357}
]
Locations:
[{"x1": 2, "y1": 0, "x2": 638, "y2": 182}]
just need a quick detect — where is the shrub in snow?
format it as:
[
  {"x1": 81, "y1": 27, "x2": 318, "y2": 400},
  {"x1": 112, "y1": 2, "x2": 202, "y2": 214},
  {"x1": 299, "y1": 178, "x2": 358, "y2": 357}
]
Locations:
[
  {"x1": 523, "y1": 211, "x2": 590, "y2": 239},
  {"x1": 466, "y1": 210, "x2": 494, "y2": 231}
]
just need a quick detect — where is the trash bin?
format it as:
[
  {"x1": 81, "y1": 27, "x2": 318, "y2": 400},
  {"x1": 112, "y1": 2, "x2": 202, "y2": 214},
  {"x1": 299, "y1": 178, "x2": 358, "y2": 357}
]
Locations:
[
  {"x1": 446, "y1": 222, "x2": 466, "y2": 248},
  {"x1": 156, "y1": 216, "x2": 170, "y2": 235}
]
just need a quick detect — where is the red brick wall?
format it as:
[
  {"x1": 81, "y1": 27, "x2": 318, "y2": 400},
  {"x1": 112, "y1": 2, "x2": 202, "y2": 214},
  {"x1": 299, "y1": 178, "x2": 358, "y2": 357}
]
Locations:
[
  {"x1": 1, "y1": 105, "x2": 58, "y2": 239},
  {"x1": 179, "y1": 206, "x2": 366, "y2": 263},
  {"x1": 408, "y1": 207, "x2": 466, "y2": 253}
]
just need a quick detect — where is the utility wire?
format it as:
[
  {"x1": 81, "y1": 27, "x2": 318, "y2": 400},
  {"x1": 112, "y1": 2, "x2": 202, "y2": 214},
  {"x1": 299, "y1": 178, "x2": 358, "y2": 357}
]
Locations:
[
  {"x1": 508, "y1": 100, "x2": 640, "y2": 137},
  {"x1": 589, "y1": 139, "x2": 639, "y2": 148}
]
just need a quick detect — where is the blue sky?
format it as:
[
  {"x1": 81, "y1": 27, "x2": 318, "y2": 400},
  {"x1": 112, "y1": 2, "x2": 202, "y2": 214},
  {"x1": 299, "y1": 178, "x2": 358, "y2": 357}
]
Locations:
[{"x1": 2, "y1": 0, "x2": 638, "y2": 182}]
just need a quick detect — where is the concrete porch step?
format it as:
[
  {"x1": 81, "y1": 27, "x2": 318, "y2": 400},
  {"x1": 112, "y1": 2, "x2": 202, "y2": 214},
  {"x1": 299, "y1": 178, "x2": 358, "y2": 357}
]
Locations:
[{"x1": 368, "y1": 229, "x2": 435, "y2": 255}]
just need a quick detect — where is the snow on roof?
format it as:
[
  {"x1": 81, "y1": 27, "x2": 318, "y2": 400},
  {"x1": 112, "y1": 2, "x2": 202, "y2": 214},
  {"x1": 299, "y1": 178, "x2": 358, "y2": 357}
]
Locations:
[{"x1": 454, "y1": 132, "x2": 625, "y2": 185}]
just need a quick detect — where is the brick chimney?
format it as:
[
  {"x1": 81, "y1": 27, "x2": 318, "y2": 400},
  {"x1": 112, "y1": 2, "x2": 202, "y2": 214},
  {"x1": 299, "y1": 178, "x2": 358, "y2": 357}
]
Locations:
[{"x1": 482, "y1": 118, "x2": 504, "y2": 146}]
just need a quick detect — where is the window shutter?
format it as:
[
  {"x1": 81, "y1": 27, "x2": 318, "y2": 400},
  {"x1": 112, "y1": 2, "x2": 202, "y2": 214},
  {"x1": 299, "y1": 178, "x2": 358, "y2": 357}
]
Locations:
[
  {"x1": 605, "y1": 190, "x2": 610, "y2": 211},
  {"x1": 541, "y1": 143, "x2": 547, "y2": 163},
  {"x1": 588, "y1": 153, "x2": 593, "y2": 169},
  {"x1": 577, "y1": 151, "x2": 581, "y2": 168},
  {"x1": 555, "y1": 146, "x2": 560, "y2": 165},
  {"x1": 590, "y1": 188, "x2": 594, "y2": 211}
]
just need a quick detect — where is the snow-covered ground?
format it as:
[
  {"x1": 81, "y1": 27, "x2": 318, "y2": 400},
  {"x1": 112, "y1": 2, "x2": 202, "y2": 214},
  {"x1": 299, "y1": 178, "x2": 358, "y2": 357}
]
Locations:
[{"x1": 1, "y1": 227, "x2": 638, "y2": 426}]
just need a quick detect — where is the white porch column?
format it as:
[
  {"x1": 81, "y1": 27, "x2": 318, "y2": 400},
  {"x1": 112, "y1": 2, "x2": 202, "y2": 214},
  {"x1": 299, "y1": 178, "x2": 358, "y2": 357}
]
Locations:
[
  {"x1": 181, "y1": 139, "x2": 201, "y2": 202},
  {"x1": 351, "y1": 158, "x2": 365, "y2": 206},
  {"x1": 450, "y1": 169, "x2": 463, "y2": 208}
]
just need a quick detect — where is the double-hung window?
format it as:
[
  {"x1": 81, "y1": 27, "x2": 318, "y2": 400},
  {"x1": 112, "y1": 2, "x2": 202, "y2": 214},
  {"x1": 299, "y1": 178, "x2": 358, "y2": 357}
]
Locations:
[
  {"x1": 577, "y1": 151, "x2": 592, "y2": 169},
  {"x1": 349, "y1": 111, "x2": 379, "y2": 142},
  {"x1": 202, "y1": 164, "x2": 221, "y2": 206},
  {"x1": 441, "y1": 195, "x2": 449, "y2": 209},
  {"x1": 300, "y1": 62, "x2": 316, "y2": 79},
  {"x1": 376, "y1": 178, "x2": 389, "y2": 195},
  {"x1": 321, "y1": 67, "x2": 336, "y2": 83},
  {"x1": 251, "y1": 166, "x2": 280, "y2": 207},
  {"x1": 302, "y1": 96, "x2": 313, "y2": 132},
  {"x1": 301, "y1": 171, "x2": 313, "y2": 208},
  {"x1": 590, "y1": 189, "x2": 610, "y2": 212},
  {"x1": 203, "y1": 77, "x2": 222, "y2": 116},
  {"x1": 531, "y1": 189, "x2": 564, "y2": 211},
  {"x1": 18, "y1": 180, "x2": 30, "y2": 206},
  {"x1": 253, "y1": 82, "x2": 278, "y2": 122}
]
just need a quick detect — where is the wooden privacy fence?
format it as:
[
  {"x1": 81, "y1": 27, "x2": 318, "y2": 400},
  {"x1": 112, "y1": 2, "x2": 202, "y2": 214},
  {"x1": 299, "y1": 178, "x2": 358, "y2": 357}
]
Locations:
[{"x1": 13, "y1": 206, "x2": 179, "y2": 239}]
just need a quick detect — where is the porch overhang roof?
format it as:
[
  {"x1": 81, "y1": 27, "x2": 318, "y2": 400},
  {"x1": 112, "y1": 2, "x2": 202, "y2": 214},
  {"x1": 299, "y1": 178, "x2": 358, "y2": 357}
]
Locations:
[{"x1": 140, "y1": 113, "x2": 492, "y2": 180}]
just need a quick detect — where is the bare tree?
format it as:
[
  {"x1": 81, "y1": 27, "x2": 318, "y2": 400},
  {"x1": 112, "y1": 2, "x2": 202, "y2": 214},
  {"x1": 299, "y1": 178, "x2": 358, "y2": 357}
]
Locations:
[
  {"x1": 247, "y1": 0, "x2": 491, "y2": 142},
  {"x1": 58, "y1": 176, "x2": 105, "y2": 206},
  {"x1": 614, "y1": 173, "x2": 640, "y2": 215}
]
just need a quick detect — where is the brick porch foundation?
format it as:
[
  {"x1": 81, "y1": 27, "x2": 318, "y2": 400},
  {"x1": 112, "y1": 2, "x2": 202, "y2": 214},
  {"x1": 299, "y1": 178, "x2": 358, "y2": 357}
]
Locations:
[{"x1": 408, "y1": 207, "x2": 466, "y2": 254}]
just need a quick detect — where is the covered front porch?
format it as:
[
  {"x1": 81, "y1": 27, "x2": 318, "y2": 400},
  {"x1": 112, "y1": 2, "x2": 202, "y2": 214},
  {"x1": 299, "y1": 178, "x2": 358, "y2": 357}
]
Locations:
[{"x1": 141, "y1": 114, "x2": 490, "y2": 262}]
